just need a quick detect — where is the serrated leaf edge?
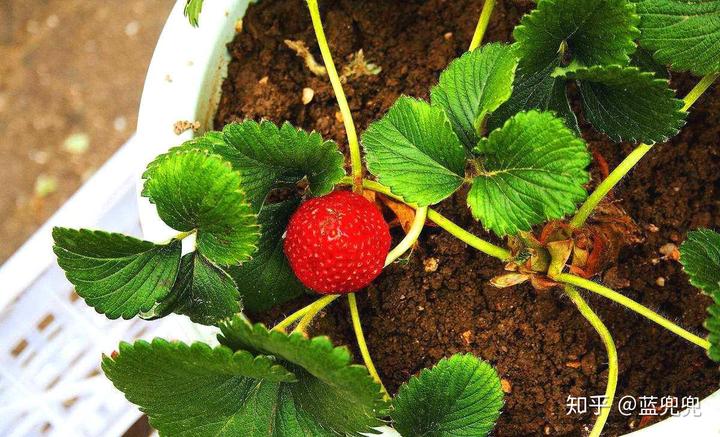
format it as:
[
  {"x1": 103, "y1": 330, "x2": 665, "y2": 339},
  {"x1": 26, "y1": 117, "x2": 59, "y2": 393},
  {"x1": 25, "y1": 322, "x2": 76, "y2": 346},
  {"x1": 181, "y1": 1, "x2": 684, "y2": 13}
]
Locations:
[
  {"x1": 52, "y1": 227, "x2": 182, "y2": 320},
  {"x1": 362, "y1": 96, "x2": 466, "y2": 207},
  {"x1": 513, "y1": 0, "x2": 640, "y2": 70},
  {"x1": 554, "y1": 64, "x2": 687, "y2": 143}
]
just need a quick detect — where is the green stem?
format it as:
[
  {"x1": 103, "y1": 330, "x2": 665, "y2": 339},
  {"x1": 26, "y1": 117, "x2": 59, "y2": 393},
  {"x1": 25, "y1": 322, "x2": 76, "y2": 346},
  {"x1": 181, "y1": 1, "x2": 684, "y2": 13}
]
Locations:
[
  {"x1": 293, "y1": 294, "x2": 340, "y2": 334},
  {"x1": 348, "y1": 293, "x2": 390, "y2": 400},
  {"x1": 306, "y1": 0, "x2": 363, "y2": 193},
  {"x1": 274, "y1": 294, "x2": 339, "y2": 332},
  {"x1": 174, "y1": 230, "x2": 195, "y2": 240},
  {"x1": 469, "y1": 0, "x2": 496, "y2": 51},
  {"x1": 341, "y1": 176, "x2": 399, "y2": 200},
  {"x1": 569, "y1": 143, "x2": 652, "y2": 229},
  {"x1": 339, "y1": 176, "x2": 511, "y2": 261},
  {"x1": 385, "y1": 206, "x2": 428, "y2": 266},
  {"x1": 569, "y1": 73, "x2": 719, "y2": 229},
  {"x1": 564, "y1": 285, "x2": 617, "y2": 437},
  {"x1": 556, "y1": 273, "x2": 711, "y2": 350},
  {"x1": 427, "y1": 210, "x2": 511, "y2": 261},
  {"x1": 681, "y1": 72, "x2": 720, "y2": 112}
]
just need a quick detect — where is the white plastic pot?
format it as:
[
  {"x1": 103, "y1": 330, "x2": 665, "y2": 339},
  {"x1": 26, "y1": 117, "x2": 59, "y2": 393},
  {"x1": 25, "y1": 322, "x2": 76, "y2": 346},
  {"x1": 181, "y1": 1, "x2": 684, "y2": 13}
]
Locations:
[{"x1": 136, "y1": 1, "x2": 720, "y2": 435}]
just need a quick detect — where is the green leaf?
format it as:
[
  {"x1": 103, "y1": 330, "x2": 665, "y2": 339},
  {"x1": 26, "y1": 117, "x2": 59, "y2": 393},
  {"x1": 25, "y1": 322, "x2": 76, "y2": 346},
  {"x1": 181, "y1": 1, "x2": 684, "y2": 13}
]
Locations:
[
  {"x1": 217, "y1": 317, "x2": 387, "y2": 436},
  {"x1": 634, "y1": 0, "x2": 720, "y2": 76},
  {"x1": 227, "y1": 198, "x2": 307, "y2": 313},
  {"x1": 631, "y1": 47, "x2": 670, "y2": 79},
  {"x1": 514, "y1": 0, "x2": 639, "y2": 73},
  {"x1": 681, "y1": 229, "x2": 720, "y2": 296},
  {"x1": 706, "y1": 302, "x2": 720, "y2": 362},
  {"x1": 149, "y1": 252, "x2": 241, "y2": 325},
  {"x1": 498, "y1": 0, "x2": 640, "y2": 132},
  {"x1": 469, "y1": 111, "x2": 590, "y2": 236},
  {"x1": 391, "y1": 353, "x2": 504, "y2": 437},
  {"x1": 431, "y1": 43, "x2": 519, "y2": 148},
  {"x1": 220, "y1": 121, "x2": 345, "y2": 210},
  {"x1": 555, "y1": 65, "x2": 687, "y2": 143},
  {"x1": 361, "y1": 97, "x2": 466, "y2": 206},
  {"x1": 680, "y1": 229, "x2": 720, "y2": 361},
  {"x1": 488, "y1": 59, "x2": 579, "y2": 133},
  {"x1": 145, "y1": 123, "x2": 344, "y2": 212},
  {"x1": 102, "y1": 339, "x2": 301, "y2": 436},
  {"x1": 53, "y1": 228, "x2": 181, "y2": 319},
  {"x1": 184, "y1": 0, "x2": 204, "y2": 27},
  {"x1": 142, "y1": 149, "x2": 260, "y2": 266}
]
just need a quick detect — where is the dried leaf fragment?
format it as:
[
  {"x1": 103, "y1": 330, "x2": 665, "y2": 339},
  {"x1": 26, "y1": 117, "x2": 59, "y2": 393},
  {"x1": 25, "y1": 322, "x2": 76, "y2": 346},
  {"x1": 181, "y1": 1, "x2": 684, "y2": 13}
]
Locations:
[
  {"x1": 173, "y1": 120, "x2": 201, "y2": 135},
  {"x1": 284, "y1": 39, "x2": 327, "y2": 77},
  {"x1": 340, "y1": 49, "x2": 382, "y2": 83}
]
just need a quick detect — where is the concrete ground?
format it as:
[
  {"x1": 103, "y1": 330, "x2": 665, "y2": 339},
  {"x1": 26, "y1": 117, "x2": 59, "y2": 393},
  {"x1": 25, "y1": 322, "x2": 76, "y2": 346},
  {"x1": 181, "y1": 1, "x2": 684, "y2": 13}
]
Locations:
[{"x1": 0, "y1": 0, "x2": 174, "y2": 262}]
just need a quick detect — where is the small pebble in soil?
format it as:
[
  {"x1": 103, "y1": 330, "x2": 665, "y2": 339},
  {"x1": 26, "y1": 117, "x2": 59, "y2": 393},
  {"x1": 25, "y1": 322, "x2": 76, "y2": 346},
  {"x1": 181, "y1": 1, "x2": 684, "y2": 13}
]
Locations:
[
  {"x1": 501, "y1": 378, "x2": 512, "y2": 394},
  {"x1": 656, "y1": 277, "x2": 666, "y2": 287},
  {"x1": 423, "y1": 257, "x2": 439, "y2": 272},
  {"x1": 443, "y1": 32, "x2": 453, "y2": 40},
  {"x1": 302, "y1": 87, "x2": 314, "y2": 105},
  {"x1": 258, "y1": 76, "x2": 269, "y2": 85},
  {"x1": 659, "y1": 243, "x2": 680, "y2": 260}
]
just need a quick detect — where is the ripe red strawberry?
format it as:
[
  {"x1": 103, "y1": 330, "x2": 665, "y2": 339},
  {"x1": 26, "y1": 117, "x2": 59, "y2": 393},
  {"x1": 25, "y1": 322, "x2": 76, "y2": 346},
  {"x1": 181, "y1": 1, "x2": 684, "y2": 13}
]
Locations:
[{"x1": 284, "y1": 190, "x2": 391, "y2": 294}]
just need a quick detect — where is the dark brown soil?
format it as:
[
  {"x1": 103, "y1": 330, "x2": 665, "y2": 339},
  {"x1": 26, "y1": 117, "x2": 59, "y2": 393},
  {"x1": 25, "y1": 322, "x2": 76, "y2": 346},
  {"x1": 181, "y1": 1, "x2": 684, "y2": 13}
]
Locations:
[{"x1": 215, "y1": 0, "x2": 720, "y2": 435}]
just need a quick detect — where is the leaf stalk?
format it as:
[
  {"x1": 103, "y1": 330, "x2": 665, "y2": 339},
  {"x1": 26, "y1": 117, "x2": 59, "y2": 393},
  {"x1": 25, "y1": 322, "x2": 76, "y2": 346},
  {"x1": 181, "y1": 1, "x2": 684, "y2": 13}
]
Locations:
[
  {"x1": 564, "y1": 285, "x2": 617, "y2": 437},
  {"x1": 174, "y1": 230, "x2": 196, "y2": 240},
  {"x1": 569, "y1": 72, "x2": 719, "y2": 229},
  {"x1": 306, "y1": 0, "x2": 363, "y2": 193},
  {"x1": 385, "y1": 207, "x2": 428, "y2": 266},
  {"x1": 348, "y1": 293, "x2": 390, "y2": 400},
  {"x1": 427, "y1": 210, "x2": 512, "y2": 261},
  {"x1": 555, "y1": 273, "x2": 711, "y2": 350},
  {"x1": 469, "y1": 0, "x2": 496, "y2": 52},
  {"x1": 274, "y1": 294, "x2": 339, "y2": 332}
]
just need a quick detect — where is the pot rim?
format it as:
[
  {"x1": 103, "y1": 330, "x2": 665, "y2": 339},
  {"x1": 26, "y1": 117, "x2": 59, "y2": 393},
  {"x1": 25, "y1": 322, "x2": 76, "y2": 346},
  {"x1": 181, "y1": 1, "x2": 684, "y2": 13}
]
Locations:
[{"x1": 135, "y1": 1, "x2": 720, "y2": 435}]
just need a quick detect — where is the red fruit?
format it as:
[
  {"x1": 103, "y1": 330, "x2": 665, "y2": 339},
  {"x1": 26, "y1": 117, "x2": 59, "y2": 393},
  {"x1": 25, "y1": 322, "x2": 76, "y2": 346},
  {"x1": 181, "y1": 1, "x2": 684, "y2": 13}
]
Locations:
[{"x1": 284, "y1": 190, "x2": 391, "y2": 294}]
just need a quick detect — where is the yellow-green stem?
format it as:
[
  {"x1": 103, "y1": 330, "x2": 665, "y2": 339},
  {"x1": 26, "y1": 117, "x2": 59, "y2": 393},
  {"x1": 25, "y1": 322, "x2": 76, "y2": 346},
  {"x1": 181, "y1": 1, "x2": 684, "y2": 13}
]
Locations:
[
  {"x1": 556, "y1": 273, "x2": 711, "y2": 350},
  {"x1": 306, "y1": 0, "x2": 363, "y2": 192},
  {"x1": 569, "y1": 143, "x2": 652, "y2": 229},
  {"x1": 339, "y1": 176, "x2": 511, "y2": 261},
  {"x1": 681, "y1": 72, "x2": 720, "y2": 112},
  {"x1": 427, "y1": 210, "x2": 511, "y2": 261},
  {"x1": 274, "y1": 294, "x2": 339, "y2": 332},
  {"x1": 294, "y1": 294, "x2": 340, "y2": 333},
  {"x1": 348, "y1": 293, "x2": 390, "y2": 400},
  {"x1": 469, "y1": 0, "x2": 496, "y2": 51},
  {"x1": 385, "y1": 207, "x2": 428, "y2": 266},
  {"x1": 565, "y1": 285, "x2": 617, "y2": 437},
  {"x1": 174, "y1": 230, "x2": 195, "y2": 240},
  {"x1": 570, "y1": 73, "x2": 719, "y2": 229}
]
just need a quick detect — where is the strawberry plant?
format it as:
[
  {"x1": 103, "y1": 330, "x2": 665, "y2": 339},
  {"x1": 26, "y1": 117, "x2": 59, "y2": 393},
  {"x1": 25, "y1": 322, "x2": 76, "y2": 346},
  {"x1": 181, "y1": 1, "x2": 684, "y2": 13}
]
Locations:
[{"x1": 53, "y1": 0, "x2": 720, "y2": 435}]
